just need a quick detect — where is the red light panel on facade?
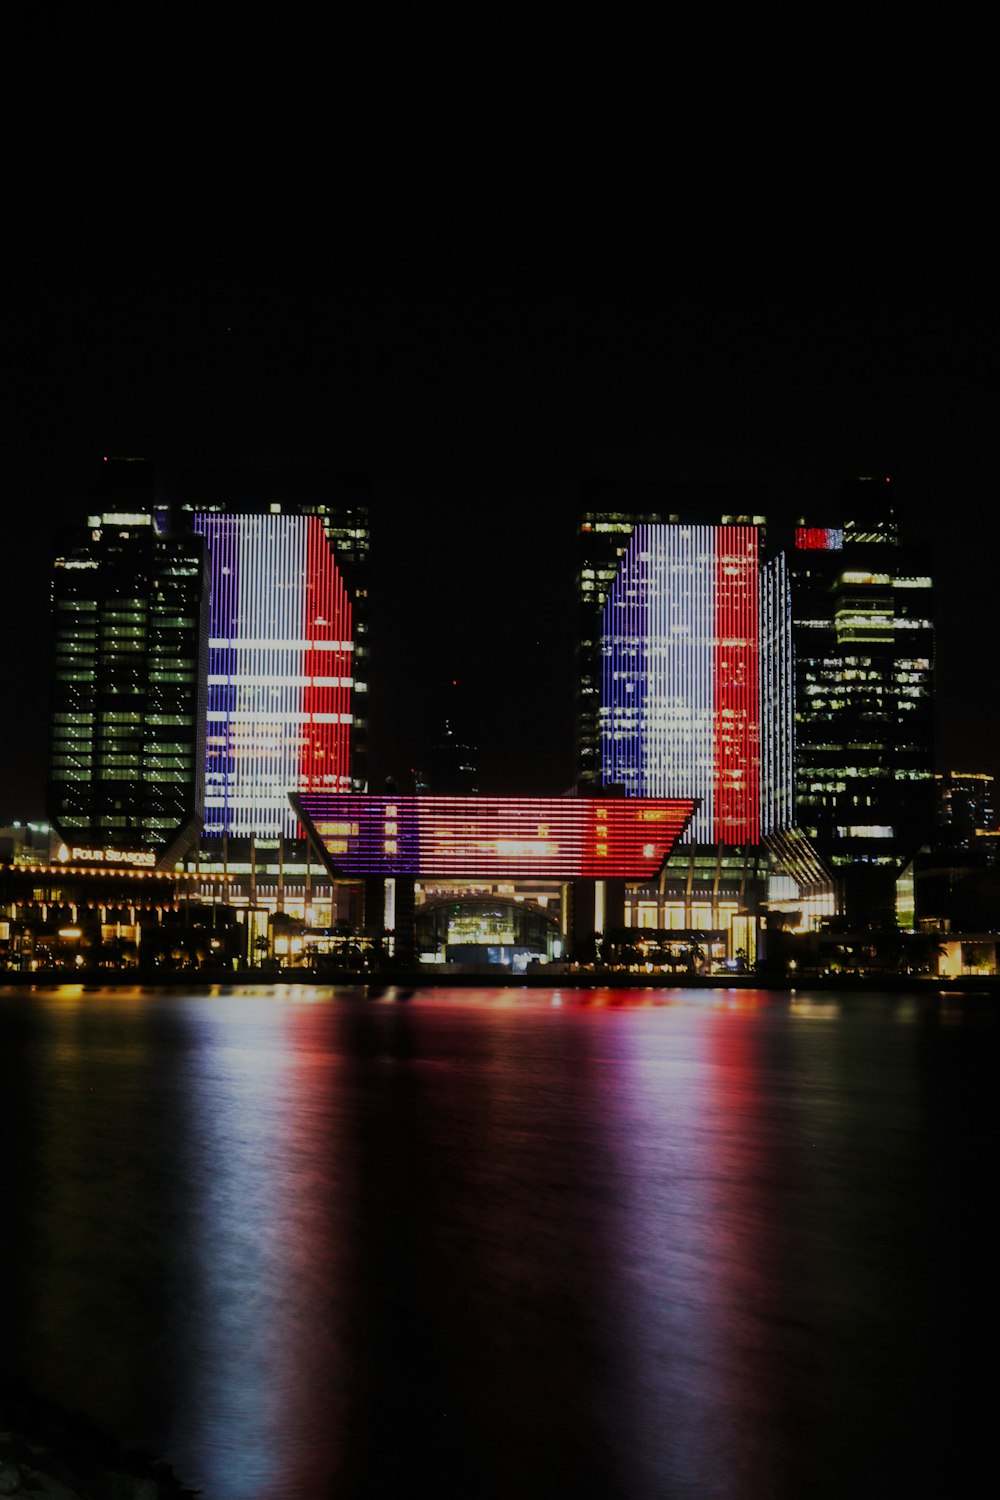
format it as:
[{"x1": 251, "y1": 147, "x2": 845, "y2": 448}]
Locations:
[
  {"x1": 715, "y1": 527, "x2": 760, "y2": 844},
  {"x1": 795, "y1": 527, "x2": 843, "y2": 551}
]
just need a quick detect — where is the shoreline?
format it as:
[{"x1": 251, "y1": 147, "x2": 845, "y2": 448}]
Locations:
[
  {"x1": 1, "y1": 967, "x2": 998, "y2": 995},
  {"x1": 0, "y1": 1390, "x2": 199, "y2": 1499}
]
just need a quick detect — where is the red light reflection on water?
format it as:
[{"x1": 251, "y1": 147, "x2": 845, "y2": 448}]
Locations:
[{"x1": 583, "y1": 990, "x2": 800, "y2": 1495}]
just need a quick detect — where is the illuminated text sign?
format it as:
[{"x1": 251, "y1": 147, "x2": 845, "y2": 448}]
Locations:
[{"x1": 58, "y1": 844, "x2": 157, "y2": 868}]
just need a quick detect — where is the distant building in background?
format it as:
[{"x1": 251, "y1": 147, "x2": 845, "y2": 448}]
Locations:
[
  {"x1": 416, "y1": 678, "x2": 480, "y2": 794},
  {"x1": 910, "y1": 768, "x2": 1000, "y2": 934},
  {"x1": 47, "y1": 498, "x2": 208, "y2": 862},
  {"x1": 936, "y1": 770, "x2": 995, "y2": 851},
  {"x1": 0, "y1": 822, "x2": 54, "y2": 864}
]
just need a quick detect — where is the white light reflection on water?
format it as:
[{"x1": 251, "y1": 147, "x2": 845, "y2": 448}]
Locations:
[
  {"x1": 168, "y1": 997, "x2": 305, "y2": 1496},
  {"x1": 161, "y1": 991, "x2": 359, "y2": 1497}
]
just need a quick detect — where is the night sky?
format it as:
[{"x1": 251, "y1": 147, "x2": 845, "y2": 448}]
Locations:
[{"x1": 4, "y1": 255, "x2": 998, "y2": 822}]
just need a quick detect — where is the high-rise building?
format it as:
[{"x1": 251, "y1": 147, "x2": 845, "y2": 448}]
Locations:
[
  {"x1": 47, "y1": 463, "x2": 369, "y2": 927},
  {"x1": 598, "y1": 521, "x2": 795, "y2": 843},
  {"x1": 578, "y1": 496, "x2": 791, "y2": 965},
  {"x1": 47, "y1": 507, "x2": 209, "y2": 859},
  {"x1": 189, "y1": 507, "x2": 360, "y2": 839},
  {"x1": 788, "y1": 484, "x2": 935, "y2": 919},
  {"x1": 581, "y1": 481, "x2": 937, "y2": 936},
  {"x1": 576, "y1": 484, "x2": 773, "y2": 794},
  {"x1": 417, "y1": 678, "x2": 480, "y2": 794},
  {"x1": 175, "y1": 472, "x2": 369, "y2": 842}
]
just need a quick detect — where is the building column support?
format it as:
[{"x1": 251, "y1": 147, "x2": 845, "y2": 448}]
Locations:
[{"x1": 569, "y1": 880, "x2": 597, "y2": 964}]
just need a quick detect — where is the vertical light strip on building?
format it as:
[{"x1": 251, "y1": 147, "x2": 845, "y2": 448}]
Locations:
[
  {"x1": 641, "y1": 524, "x2": 714, "y2": 841},
  {"x1": 760, "y1": 552, "x2": 793, "y2": 834},
  {"x1": 715, "y1": 525, "x2": 759, "y2": 844},
  {"x1": 200, "y1": 514, "x2": 240, "y2": 834},
  {"x1": 194, "y1": 512, "x2": 353, "y2": 837},
  {"x1": 601, "y1": 527, "x2": 647, "y2": 799},
  {"x1": 302, "y1": 515, "x2": 352, "y2": 793}
]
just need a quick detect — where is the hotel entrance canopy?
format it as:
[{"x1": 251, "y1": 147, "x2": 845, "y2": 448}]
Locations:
[{"x1": 292, "y1": 794, "x2": 697, "y2": 880}]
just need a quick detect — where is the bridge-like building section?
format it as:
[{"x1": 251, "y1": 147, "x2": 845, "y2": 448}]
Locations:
[{"x1": 293, "y1": 794, "x2": 697, "y2": 962}]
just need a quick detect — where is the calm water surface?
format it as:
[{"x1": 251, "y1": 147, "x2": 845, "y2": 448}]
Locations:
[{"x1": 0, "y1": 984, "x2": 994, "y2": 1498}]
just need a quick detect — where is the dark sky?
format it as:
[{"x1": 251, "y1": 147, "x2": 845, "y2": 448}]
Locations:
[{"x1": 4, "y1": 255, "x2": 998, "y2": 821}]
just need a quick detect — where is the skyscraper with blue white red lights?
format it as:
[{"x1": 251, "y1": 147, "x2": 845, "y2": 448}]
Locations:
[
  {"x1": 192, "y1": 510, "x2": 358, "y2": 838},
  {"x1": 597, "y1": 521, "x2": 792, "y2": 844}
]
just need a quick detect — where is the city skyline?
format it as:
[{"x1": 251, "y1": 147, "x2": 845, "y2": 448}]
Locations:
[{"x1": 5, "y1": 279, "x2": 998, "y2": 819}]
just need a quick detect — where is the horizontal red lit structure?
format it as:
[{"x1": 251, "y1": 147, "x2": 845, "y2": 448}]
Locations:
[{"x1": 293, "y1": 794, "x2": 697, "y2": 879}]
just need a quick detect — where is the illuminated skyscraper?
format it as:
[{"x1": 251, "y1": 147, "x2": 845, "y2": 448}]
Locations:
[
  {"x1": 190, "y1": 508, "x2": 360, "y2": 838},
  {"x1": 47, "y1": 507, "x2": 209, "y2": 858},
  {"x1": 578, "y1": 498, "x2": 790, "y2": 964},
  {"x1": 169, "y1": 477, "x2": 370, "y2": 921},
  {"x1": 580, "y1": 481, "x2": 936, "y2": 937},
  {"x1": 576, "y1": 484, "x2": 775, "y2": 793},
  {"x1": 165, "y1": 471, "x2": 368, "y2": 844},
  {"x1": 789, "y1": 487, "x2": 935, "y2": 918},
  {"x1": 594, "y1": 519, "x2": 792, "y2": 842},
  {"x1": 47, "y1": 462, "x2": 369, "y2": 931}
]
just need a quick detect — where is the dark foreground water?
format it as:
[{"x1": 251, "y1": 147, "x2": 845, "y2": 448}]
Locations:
[{"x1": 0, "y1": 985, "x2": 994, "y2": 1499}]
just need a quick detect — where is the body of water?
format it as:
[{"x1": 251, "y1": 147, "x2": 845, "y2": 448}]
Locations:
[{"x1": 0, "y1": 984, "x2": 993, "y2": 1498}]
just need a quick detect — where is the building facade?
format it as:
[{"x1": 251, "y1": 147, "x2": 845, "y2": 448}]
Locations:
[
  {"x1": 190, "y1": 508, "x2": 358, "y2": 839},
  {"x1": 171, "y1": 479, "x2": 369, "y2": 922},
  {"x1": 578, "y1": 497, "x2": 793, "y2": 962},
  {"x1": 577, "y1": 486, "x2": 772, "y2": 777},
  {"x1": 582, "y1": 484, "x2": 937, "y2": 935},
  {"x1": 47, "y1": 466, "x2": 369, "y2": 924},
  {"x1": 935, "y1": 770, "x2": 995, "y2": 851},
  {"x1": 788, "y1": 492, "x2": 935, "y2": 920},
  {"x1": 598, "y1": 520, "x2": 794, "y2": 843},
  {"x1": 577, "y1": 507, "x2": 668, "y2": 790},
  {"x1": 47, "y1": 508, "x2": 209, "y2": 860}
]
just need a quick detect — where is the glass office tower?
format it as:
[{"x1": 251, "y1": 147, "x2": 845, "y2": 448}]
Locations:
[
  {"x1": 47, "y1": 510, "x2": 208, "y2": 859},
  {"x1": 789, "y1": 491, "x2": 935, "y2": 919}
]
